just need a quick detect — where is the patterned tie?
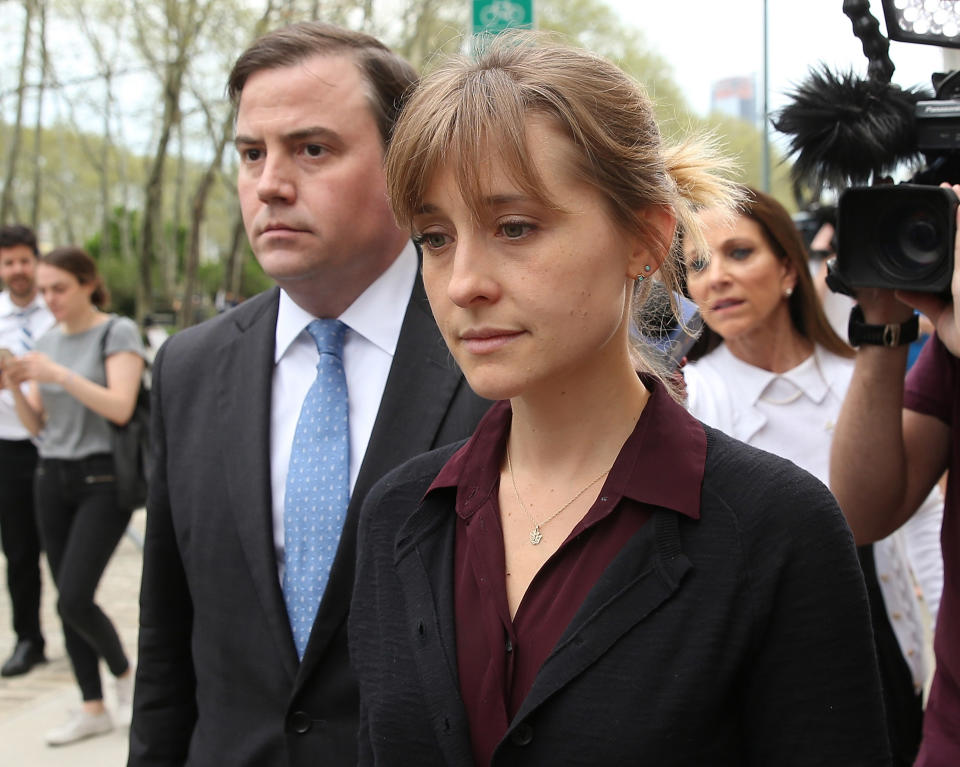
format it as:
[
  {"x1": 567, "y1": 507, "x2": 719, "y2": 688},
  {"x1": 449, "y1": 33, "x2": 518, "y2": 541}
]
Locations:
[
  {"x1": 282, "y1": 319, "x2": 350, "y2": 659},
  {"x1": 15, "y1": 309, "x2": 33, "y2": 353}
]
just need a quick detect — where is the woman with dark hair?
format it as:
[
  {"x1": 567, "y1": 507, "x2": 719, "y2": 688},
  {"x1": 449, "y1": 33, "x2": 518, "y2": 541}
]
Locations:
[
  {"x1": 683, "y1": 186, "x2": 944, "y2": 767},
  {"x1": 347, "y1": 34, "x2": 892, "y2": 765},
  {"x1": 2, "y1": 246, "x2": 145, "y2": 746}
]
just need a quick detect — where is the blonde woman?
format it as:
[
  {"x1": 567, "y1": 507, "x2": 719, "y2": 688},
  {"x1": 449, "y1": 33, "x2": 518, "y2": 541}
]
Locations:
[{"x1": 348, "y1": 35, "x2": 891, "y2": 765}]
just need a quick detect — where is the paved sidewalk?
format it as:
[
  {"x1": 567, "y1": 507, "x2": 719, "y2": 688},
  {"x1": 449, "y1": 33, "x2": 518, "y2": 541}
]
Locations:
[{"x1": 0, "y1": 509, "x2": 144, "y2": 766}]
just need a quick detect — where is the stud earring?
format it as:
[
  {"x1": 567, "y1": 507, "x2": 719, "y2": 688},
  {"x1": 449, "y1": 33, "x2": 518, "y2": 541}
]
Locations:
[
  {"x1": 784, "y1": 286, "x2": 794, "y2": 298},
  {"x1": 644, "y1": 264, "x2": 651, "y2": 273},
  {"x1": 636, "y1": 274, "x2": 645, "y2": 283}
]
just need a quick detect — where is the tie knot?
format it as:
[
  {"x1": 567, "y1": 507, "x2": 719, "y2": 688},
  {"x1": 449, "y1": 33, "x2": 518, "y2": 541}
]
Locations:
[{"x1": 306, "y1": 319, "x2": 346, "y2": 358}]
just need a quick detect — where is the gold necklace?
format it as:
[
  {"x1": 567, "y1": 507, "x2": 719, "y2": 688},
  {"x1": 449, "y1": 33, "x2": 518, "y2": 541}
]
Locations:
[{"x1": 506, "y1": 446, "x2": 610, "y2": 546}]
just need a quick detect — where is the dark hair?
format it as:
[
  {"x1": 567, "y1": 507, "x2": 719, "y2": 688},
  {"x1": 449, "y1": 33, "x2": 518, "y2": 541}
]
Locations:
[
  {"x1": 41, "y1": 247, "x2": 110, "y2": 309},
  {"x1": 687, "y1": 186, "x2": 853, "y2": 361},
  {"x1": 0, "y1": 225, "x2": 39, "y2": 256},
  {"x1": 227, "y1": 22, "x2": 418, "y2": 145}
]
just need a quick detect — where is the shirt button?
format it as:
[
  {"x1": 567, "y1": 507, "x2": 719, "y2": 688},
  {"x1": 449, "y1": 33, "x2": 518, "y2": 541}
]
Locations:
[
  {"x1": 505, "y1": 638, "x2": 513, "y2": 654},
  {"x1": 288, "y1": 711, "x2": 312, "y2": 734},
  {"x1": 892, "y1": 612, "x2": 903, "y2": 621},
  {"x1": 510, "y1": 722, "x2": 534, "y2": 746}
]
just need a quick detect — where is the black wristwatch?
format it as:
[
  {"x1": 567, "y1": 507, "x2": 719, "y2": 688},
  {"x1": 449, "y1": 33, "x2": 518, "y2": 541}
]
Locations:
[{"x1": 847, "y1": 305, "x2": 919, "y2": 348}]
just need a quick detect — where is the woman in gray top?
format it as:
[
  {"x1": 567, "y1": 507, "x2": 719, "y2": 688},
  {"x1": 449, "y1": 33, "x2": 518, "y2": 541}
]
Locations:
[{"x1": 2, "y1": 246, "x2": 145, "y2": 747}]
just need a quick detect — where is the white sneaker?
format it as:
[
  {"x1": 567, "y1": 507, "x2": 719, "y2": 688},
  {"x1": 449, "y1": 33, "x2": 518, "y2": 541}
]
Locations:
[
  {"x1": 114, "y1": 673, "x2": 134, "y2": 725},
  {"x1": 44, "y1": 709, "x2": 113, "y2": 747}
]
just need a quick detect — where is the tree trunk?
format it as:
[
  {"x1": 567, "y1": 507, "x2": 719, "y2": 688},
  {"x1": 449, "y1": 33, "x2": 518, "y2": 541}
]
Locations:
[
  {"x1": 29, "y1": 0, "x2": 47, "y2": 231},
  {"x1": 100, "y1": 69, "x2": 114, "y2": 256},
  {"x1": 224, "y1": 208, "x2": 246, "y2": 298},
  {"x1": 168, "y1": 120, "x2": 188, "y2": 300},
  {"x1": 134, "y1": 0, "x2": 218, "y2": 324},
  {"x1": 1, "y1": 0, "x2": 34, "y2": 226},
  {"x1": 137, "y1": 50, "x2": 186, "y2": 324},
  {"x1": 179, "y1": 107, "x2": 232, "y2": 328}
]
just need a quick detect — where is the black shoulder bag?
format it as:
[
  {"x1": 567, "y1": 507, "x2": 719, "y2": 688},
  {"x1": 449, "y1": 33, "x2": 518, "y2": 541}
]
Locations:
[{"x1": 100, "y1": 317, "x2": 151, "y2": 511}]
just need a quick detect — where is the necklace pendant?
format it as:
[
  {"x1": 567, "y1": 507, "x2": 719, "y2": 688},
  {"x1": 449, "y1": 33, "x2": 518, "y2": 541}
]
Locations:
[{"x1": 530, "y1": 526, "x2": 543, "y2": 545}]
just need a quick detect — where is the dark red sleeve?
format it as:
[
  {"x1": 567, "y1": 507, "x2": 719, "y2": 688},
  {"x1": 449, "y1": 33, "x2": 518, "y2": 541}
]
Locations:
[{"x1": 904, "y1": 334, "x2": 957, "y2": 427}]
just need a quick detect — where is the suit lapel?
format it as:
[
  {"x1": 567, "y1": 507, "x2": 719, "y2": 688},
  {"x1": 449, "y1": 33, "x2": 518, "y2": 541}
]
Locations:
[
  {"x1": 354, "y1": 271, "x2": 462, "y2": 502},
  {"x1": 299, "y1": 272, "x2": 465, "y2": 671},
  {"x1": 511, "y1": 510, "x2": 692, "y2": 729},
  {"x1": 216, "y1": 289, "x2": 299, "y2": 680}
]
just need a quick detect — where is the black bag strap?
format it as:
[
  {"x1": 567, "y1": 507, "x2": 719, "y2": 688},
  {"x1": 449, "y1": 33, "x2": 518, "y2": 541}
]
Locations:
[
  {"x1": 98, "y1": 315, "x2": 149, "y2": 393},
  {"x1": 98, "y1": 315, "x2": 117, "y2": 364}
]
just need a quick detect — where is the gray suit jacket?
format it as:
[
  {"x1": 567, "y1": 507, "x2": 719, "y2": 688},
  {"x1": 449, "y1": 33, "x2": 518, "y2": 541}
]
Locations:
[{"x1": 129, "y1": 274, "x2": 490, "y2": 767}]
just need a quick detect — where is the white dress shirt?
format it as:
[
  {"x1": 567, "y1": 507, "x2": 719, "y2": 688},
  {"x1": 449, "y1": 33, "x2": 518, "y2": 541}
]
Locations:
[
  {"x1": 0, "y1": 290, "x2": 54, "y2": 441},
  {"x1": 269, "y1": 242, "x2": 418, "y2": 578},
  {"x1": 685, "y1": 343, "x2": 944, "y2": 690}
]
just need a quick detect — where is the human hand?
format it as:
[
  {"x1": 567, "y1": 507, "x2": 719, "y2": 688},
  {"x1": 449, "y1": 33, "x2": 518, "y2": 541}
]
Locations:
[
  {"x1": 0, "y1": 348, "x2": 11, "y2": 389},
  {"x1": 854, "y1": 285, "x2": 915, "y2": 326},
  {"x1": 3, "y1": 352, "x2": 66, "y2": 386},
  {"x1": 895, "y1": 183, "x2": 960, "y2": 358}
]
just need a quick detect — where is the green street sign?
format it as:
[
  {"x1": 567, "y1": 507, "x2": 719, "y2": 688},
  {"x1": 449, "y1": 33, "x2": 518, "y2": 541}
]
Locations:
[{"x1": 472, "y1": 0, "x2": 534, "y2": 35}]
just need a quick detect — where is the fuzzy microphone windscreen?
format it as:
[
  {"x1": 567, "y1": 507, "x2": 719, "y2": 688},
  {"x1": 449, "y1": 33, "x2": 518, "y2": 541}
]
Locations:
[{"x1": 772, "y1": 66, "x2": 931, "y2": 193}]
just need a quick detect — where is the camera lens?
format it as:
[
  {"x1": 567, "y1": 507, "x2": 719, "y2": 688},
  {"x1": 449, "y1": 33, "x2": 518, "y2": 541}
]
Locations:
[
  {"x1": 879, "y1": 205, "x2": 946, "y2": 281},
  {"x1": 898, "y1": 211, "x2": 941, "y2": 266}
]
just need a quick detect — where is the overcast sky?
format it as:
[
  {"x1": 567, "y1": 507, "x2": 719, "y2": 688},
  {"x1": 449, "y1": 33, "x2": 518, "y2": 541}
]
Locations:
[{"x1": 603, "y1": 0, "x2": 948, "y2": 116}]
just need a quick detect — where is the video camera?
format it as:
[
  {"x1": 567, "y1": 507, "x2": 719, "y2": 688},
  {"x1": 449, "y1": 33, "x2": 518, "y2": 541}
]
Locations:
[
  {"x1": 774, "y1": 1, "x2": 960, "y2": 297},
  {"x1": 836, "y1": 183, "x2": 956, "y2": 295}
]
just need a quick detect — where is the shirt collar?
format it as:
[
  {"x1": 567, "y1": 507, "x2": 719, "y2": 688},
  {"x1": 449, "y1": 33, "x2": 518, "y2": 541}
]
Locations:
[
  {"x1": 713, "y1": 343, "x2": 830, "y2": 406},
  {"x1": 427, "y1": 378, "x2": 706, "y2": 522},
  {"x1": 0, "y1": 290, "x2": 45, "y2": 319},
  {"x1": 274, "y1": 241, "x2": 418, "y2": 363}
]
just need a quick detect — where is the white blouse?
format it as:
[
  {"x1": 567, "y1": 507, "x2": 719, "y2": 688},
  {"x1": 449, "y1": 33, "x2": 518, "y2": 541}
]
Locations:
[{"x1": 685, "y1": 343, "x2": 944, "y2": 690}]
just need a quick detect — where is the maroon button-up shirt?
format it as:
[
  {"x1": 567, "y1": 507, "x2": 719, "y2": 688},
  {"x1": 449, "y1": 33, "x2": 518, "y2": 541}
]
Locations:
[{"x1": 424, "y1": 381, "x2": 707, "y2": 765}]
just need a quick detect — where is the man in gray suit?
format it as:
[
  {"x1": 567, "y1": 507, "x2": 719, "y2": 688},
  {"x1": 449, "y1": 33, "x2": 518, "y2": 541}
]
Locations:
[{"x1": 128, "y1": 23, "x2": 489, "y2": 766}]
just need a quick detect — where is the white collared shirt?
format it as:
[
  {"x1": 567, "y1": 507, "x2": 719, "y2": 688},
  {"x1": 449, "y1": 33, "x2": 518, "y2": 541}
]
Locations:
[
  {"x1": 0, "y1": 291, "x2": 54, "y2": 440},
  {"x1": 269, "y1": 242, "x2": 418, "y2": 578},
  {"x1": 686, "y1": 343, "x2": 845, "y2": 465},
  {"x1": 685, "y1": 342, "x2": 944, "y2": 690}
]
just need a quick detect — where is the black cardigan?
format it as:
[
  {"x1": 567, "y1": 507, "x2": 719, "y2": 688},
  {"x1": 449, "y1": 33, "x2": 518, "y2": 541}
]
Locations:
[{"x1": 348, "y1": 423, "x2": 892, "y2": 766}]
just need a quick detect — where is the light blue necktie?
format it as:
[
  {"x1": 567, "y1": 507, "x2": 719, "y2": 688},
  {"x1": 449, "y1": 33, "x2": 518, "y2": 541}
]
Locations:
[
  {"x1": 283, "y1": 319, "x2": 350, "y2": 659},
  {"x1": 15, "y1": 309, "x2": 34, "y2": 353}
]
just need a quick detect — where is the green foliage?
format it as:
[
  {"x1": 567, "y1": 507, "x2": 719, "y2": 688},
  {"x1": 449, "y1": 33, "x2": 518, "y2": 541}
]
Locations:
[
  {"x1": 167, "y1": 220, "x2": 188, "y2": 275},
  {"x1": 239, "y1": 247, "x2": 273, "y2": 297},
  {"x1": 699, "y1": 113, "x2": 796, "y2": 208},
  {"x1": 535, "y1": 0, "x2": 790, "y2": 198},
  {"x1": 85, "y1": 206, "x2": 140, "y2": 317},
  {"x1": 536, "y1": 0, "x2": 692, "y2": 121}
]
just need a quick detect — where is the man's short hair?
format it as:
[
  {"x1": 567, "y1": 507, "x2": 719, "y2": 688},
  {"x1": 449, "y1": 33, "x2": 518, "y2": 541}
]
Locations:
[
  {"x1": 0, "y1": 225, "x2": 39, "y2": 256},
  {"x1": 227, "y1": 22, "x2": 418, "y2": 146}
]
